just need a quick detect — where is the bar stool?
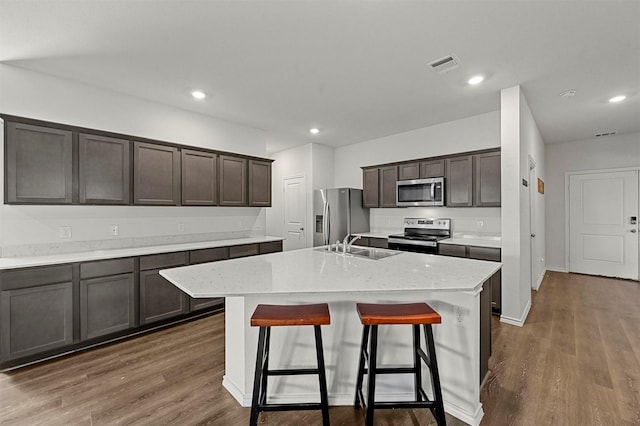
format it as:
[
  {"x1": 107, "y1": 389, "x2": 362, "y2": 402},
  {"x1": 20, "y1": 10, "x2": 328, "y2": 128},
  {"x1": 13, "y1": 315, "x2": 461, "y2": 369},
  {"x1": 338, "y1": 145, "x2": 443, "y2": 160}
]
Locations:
[
  {"x1": 354, "y1": 302, "x2": 446, "y2": 426},
  {"x1": 250, "y1": 303, "x2": 331, "y2": 426}
]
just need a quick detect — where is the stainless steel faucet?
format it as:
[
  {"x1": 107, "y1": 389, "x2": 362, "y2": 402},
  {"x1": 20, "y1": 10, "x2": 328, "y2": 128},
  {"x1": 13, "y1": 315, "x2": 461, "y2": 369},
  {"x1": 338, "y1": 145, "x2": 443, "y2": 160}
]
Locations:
[{"x1": 343, "y1": 235, "x2": 362, "y2": 252}]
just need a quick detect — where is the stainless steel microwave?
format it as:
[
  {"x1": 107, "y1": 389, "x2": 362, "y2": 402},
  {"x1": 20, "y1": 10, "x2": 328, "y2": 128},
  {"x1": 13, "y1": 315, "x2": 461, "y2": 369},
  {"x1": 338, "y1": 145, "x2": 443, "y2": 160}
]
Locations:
[{"x1": 396, "y1": 177, "x2": 444, "y2": 207}]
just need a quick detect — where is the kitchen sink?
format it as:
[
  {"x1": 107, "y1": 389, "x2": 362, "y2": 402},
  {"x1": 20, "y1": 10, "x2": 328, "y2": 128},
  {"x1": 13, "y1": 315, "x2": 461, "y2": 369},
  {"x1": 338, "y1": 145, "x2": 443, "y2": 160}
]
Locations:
[{"x1": 316, "y1": 245, "x2": 401, "y2": 260}]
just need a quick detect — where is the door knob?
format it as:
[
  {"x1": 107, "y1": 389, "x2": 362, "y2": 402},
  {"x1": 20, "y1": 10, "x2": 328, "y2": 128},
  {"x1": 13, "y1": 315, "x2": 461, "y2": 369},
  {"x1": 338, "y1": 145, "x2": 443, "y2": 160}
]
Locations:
[
  {"x1": 299, "y1": 227, "x2": 304, "y2": 231},
  {"x1": 631, "y1": 229, "x2": 638, "y2": 233},
  {"x1": 531, "y1": 233, "x2": 536, "y2": 238}
]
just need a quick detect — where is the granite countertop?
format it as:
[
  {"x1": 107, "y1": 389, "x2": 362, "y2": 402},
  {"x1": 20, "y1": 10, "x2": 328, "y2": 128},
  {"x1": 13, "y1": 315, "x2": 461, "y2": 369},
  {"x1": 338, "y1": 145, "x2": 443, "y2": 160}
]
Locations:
[
  {"x1": 0, "y1": 236, "x2": 284, "y2": 270},
  {"x1": 160, "y1": 245, "x2": 502, "y2": 297},
  {"x1": 439, "y1": 235, "x2": 501, "y2": 249}
]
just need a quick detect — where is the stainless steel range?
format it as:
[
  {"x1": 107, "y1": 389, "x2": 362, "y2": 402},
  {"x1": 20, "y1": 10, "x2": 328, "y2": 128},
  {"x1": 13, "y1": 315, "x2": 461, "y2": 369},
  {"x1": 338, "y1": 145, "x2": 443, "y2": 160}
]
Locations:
[{"x1": 388, "y1": 218, "x2": 451, "y2": 254}]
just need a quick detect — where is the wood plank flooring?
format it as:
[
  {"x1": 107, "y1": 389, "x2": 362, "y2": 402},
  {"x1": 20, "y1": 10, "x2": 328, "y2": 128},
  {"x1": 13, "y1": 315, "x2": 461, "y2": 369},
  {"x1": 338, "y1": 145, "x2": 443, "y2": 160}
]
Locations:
[{"x1": 1, "y1": 271, "x2": 638, "y2": 425}]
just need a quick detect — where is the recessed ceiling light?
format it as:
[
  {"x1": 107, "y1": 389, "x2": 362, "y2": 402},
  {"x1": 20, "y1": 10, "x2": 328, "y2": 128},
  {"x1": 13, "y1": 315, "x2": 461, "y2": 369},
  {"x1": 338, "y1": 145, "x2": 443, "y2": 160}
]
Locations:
[
  {"x1": 309, "y1": 128, "x2": 320, "y2": 135},
  {"x1": 468, "y1": 75, "x2": 484, "y2": 85},
  {"x1": 191, "y1": 90, "x2": 206, "y2": 100},
  {"x1": 609, "y1": 95, "x2": 626, "y2": 103}
]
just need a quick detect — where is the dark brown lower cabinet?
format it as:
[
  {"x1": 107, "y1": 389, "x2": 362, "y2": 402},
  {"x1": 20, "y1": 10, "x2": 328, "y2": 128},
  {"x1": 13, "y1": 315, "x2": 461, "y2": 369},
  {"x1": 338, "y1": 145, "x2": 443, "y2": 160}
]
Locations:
[
  {"x1": 140, "y1": 269, "x2": 189, "y2": 325},
  {"x1": 80, "y1": 274, "x2": 135, "y2": 340},
  {"x1": 188, "y1": 247, "x2": 229, "y2": 312},
  {"x1": 0, "y1": 280, "x2": 73, "y2": 362}
]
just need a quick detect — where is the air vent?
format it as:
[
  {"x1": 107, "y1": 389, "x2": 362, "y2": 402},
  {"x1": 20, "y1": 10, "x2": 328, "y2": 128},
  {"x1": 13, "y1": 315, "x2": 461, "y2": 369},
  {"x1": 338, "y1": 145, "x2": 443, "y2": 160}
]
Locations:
[
  {"x1": 595, "y1": 131, "x2": 617, "y2": 138},
  {"x1": 428, "y1": 54, "x2": 460, "y2": 74}
]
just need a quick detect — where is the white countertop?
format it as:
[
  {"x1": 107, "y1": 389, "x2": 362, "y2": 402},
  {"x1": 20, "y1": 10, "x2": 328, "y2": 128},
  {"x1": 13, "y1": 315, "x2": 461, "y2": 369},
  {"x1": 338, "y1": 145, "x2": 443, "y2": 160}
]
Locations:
[
  {"x1": 351, "y1": 231, "x2": 398, "y2": 239},
  {"x1": 439, "y1": 235, "x2": 501, "y2": 249},
  {"x1": 0, "y1": 236, "x2": 284, "y2": 270},
  {"x1": 160, "y1": 245, "x2": 501, "y2": 297}
]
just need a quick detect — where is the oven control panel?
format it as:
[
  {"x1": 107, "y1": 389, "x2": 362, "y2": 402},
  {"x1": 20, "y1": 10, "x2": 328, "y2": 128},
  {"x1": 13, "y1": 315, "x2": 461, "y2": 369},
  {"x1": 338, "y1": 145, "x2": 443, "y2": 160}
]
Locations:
[{"x1": 403, "y1": 218, "x2": 451, "y2": 230}]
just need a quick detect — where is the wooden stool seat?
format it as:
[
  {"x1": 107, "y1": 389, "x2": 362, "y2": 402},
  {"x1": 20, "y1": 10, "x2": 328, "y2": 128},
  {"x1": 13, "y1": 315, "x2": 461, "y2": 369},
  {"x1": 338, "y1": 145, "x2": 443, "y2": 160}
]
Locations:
[
  {"x1": 354, "y1": 302, "x2": 446, "y2": 426},
  {"x1": 251, "y1": 303, "x2": 331, "y2": 327},
  {"x1": 250, "y1": 303, "x2": 331, "y2": 426},
  {"x1": 356, "y1": 302, "x2": 442, "y2": 325}
]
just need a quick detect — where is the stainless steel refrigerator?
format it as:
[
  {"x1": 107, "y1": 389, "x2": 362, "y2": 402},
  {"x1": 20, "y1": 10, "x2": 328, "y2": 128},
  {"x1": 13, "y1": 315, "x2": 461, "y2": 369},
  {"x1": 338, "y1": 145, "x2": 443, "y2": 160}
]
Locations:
[{"x1": 313, "y1": 188, "x2": 370, "y2": 246}]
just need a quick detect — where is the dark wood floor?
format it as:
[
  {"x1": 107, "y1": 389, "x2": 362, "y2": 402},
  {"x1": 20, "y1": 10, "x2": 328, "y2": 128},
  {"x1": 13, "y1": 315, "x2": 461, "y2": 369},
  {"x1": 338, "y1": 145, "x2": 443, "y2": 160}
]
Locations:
[{"x1": 1, "y1": 271, "x2": 639, "y2": 425}]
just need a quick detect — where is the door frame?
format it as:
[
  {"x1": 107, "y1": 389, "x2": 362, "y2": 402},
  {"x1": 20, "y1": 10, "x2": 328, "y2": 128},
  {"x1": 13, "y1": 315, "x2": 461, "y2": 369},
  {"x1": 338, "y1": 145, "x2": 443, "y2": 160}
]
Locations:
[
  {"x1": 528, "y1": 156, "x2": 537, "y2": 289},
  {"x1": 564, "y1": 166, "x2": 640, "y2": 278}
]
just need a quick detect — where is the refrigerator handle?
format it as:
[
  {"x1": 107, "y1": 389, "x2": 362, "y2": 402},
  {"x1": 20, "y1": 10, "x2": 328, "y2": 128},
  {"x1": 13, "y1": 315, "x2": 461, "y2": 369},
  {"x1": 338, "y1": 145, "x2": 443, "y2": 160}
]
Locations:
[
  {"x1": 326, "y1": 203, "x2": 331, "y2": 245},
  {"x1": 431, "y1": 182, "x2": 435, "y2": 199},
  {"x1": 323, "y1": 200, "x2": 329, "y2": 245}
]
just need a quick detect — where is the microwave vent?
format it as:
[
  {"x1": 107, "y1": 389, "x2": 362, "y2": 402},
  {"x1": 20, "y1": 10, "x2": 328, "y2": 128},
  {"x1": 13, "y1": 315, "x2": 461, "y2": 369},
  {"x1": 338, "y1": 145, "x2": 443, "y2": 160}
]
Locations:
[{"x1": 428, "y1": 54, "x2": 461, "y2": 74}]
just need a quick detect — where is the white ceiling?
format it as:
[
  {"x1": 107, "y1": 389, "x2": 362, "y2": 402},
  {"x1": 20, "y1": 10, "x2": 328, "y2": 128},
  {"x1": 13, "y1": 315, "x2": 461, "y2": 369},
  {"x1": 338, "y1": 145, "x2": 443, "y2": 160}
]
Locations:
[{"x1": 1, "y1": 1, "x2": 639, "y2": 153}]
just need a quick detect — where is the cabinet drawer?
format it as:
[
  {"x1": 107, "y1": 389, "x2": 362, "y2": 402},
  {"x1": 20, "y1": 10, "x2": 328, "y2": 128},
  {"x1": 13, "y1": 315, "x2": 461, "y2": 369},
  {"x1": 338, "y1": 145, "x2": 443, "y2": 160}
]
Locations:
[
  {"x1": 438, "y1": 244, "x2": 467, "y2": 258},
  {"x1": 1, "y1": 265, "x2": 73, "y2": 291},
  {"x1": 81, "y1": 258, "x2": 135, "y2": 279},
  {"x1": 229, "y1": 244, "x2": 259, "y2": 259},
  {"x1": 139, "y1": 252, "x2": 188, "y2": 270},
  {"x1": 259, "y1": 241, "x2": 282, "y2": 255},
  {"x1": 189, "y1": 247, "x2": 229, "y2": 265},
  {"x1": 468, "y1": 246, "x2": 501, "y2": 261}
]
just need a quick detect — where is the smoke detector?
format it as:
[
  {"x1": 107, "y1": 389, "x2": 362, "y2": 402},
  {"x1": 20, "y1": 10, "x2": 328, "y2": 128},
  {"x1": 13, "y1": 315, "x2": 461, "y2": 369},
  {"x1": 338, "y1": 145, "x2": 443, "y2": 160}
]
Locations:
[
  {"x1": 428, "y1": 54, "x2": 461, "y2": 74},
  {"x1": 595, "y1": 131, "x2": 617, "y2": 138}
]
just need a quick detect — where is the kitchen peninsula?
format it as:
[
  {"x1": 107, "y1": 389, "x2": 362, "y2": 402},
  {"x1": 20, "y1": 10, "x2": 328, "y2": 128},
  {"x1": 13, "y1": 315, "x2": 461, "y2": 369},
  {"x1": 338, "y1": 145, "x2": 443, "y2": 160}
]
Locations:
[{"x1": 161, "y1": 246, "x2": 501, "y2": 426}]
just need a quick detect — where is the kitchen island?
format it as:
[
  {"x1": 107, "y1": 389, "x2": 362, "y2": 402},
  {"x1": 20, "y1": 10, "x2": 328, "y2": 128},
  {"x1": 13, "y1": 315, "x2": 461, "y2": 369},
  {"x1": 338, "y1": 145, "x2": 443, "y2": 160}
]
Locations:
[{"x1": 160, "y1": 246, "x2": 501, "y2": 426}]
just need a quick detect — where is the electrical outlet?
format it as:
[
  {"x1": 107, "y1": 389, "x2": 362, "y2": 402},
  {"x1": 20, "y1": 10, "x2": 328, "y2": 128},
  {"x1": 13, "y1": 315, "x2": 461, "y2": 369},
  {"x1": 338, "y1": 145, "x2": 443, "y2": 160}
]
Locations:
[
  {"x1": 59, "y1": 226, "x2": 72, "y2": 239},
  {"x1": 109, "y1": 225, "x2": 119, "y2": 236},
  {"x1": 455, "y1": 307, "x2": 464, "y2": 324},
  {"x1": 476, "y1": 220, "x2": 484, "y2": 230},
  {"x1": 178, "y1": 223, "x2": 185, "y2": 232}
]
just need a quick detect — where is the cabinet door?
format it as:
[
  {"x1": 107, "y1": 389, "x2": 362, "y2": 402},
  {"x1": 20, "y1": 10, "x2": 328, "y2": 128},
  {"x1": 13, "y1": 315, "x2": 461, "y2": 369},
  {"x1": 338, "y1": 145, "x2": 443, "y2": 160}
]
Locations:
[
  {"x1": 438, "y1": 244, "x2": 467, "y2": 257},
  {"x1": 1, "y1": 282, "x2": 73, "y2": 361},
  {"x1": 362, "y1": 168, "x2": 380, "y2": 208},
  {"x1": 80, "y1": 273, "x2": 135, "y2": 340},
  {"x1": 420, "y1": 159, "x2": 445, "y2": 178},
  {"x1": 182, "y1": 149, "x2": 217, "y2": 206},
  {"x1": 445, "y1": 155, "x2": 473, "y2": 207},
  {"x1": 219, "y1": 155, "x2": 247, "y2": 206},
  {"x1": 491, "y1": 271, "x2": 502, "y2": 314},
  {"x1": 398, "y1": 162, "x2": 419, "y2": 180},
  {"x1": 140, "y1": 269, "x2": 188, "y2": 325},
  {"x1": 249, "y1": 160, "x2": 272, "y2": 207},
  {"x1": 188, "y1": 248, "x2": 228, "y2": 311},
  {"x1": 79, "y1": 133, "x2": 130, "y2": 205},
  {"x1": 468, "y1": 246, "x2": 501, "y2": 262},
  {"x1": 5, "y1": 122, "x2": 73, "y2": 204},
  {"x1": 474, "y1": 152, "x2": 501, "y2": 207},
  {"x1": 379, "y1": 166, "x2": 398, "y2": 208},
  {"x1": 133, "y1": 142, "x2": 180, "y2": 205},
  {"x1": 259, "y1": 240, "x2": 283, "y2": 254},
  {"x1": 229, "y1": 244, "x2": 260, "y2": 259}
]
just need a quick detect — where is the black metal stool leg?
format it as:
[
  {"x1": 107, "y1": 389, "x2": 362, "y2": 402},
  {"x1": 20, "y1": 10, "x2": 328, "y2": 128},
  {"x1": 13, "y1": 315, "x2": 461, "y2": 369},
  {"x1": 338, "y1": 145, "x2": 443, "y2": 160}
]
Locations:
[
  {"x1": 412, "y1": 324, "x2": 422, "y2": 402},
  {"x1": 250, "y1": 326, "x2": 267, "y2": 426},
  {"x1": 259, "y1": 326, "x2": 271, "y2": 406},
  {"x1": 314, "y1": 325, "x2": 331, "y2": 426},
  {"x1": 424, "y1": 324, "x2": 446, "y2": 426},
  {"x1": 354, "y1": 325, "x2": 370, "y2": 409},
  {"x1": 365, "y1": 325, "x2": 378, "y2": 426}
]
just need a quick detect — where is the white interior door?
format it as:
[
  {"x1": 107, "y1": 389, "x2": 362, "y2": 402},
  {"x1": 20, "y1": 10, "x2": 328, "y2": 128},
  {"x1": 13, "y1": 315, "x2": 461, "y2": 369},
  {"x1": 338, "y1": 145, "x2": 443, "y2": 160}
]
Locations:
[
  {"x1": 569, "y1": 170, "x2": 639, "y2": 279},
  {"x1": 283, "y1": 176, "x2": 307, "y2": 251},
  {"x1": 529, "y1": 159, "x2": 537, "y2": 289}
]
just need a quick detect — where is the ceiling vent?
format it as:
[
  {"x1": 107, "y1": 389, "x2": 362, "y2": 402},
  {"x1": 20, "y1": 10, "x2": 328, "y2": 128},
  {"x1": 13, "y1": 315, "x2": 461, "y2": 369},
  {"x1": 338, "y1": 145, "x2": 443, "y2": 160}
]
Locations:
[
  {"x1": 428, "y1": 54, "x2": 460, "y2": 74},
  {"x1": 595, "y1": 131, "x2": 617, "y2": 138}
]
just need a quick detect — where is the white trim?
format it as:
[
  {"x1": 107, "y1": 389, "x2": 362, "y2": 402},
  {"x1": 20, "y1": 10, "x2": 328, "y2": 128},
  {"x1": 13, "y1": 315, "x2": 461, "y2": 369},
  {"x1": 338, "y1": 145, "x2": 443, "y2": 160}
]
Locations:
[
  {"x1": 500, "y1": 298, "x2": 531, "y2": 327},
  {"x1": 532, "y1": 268, "x2": 546, "y2": 291},
  {"x1": 222, "y1": 375, "x2": 247, "y2": 406},
  {"x1": 546, "y1": 267, "x2": 567, "y2": 273},
  {"x1": 564, "y1": 166, "x2": 640, "y2": 273}
]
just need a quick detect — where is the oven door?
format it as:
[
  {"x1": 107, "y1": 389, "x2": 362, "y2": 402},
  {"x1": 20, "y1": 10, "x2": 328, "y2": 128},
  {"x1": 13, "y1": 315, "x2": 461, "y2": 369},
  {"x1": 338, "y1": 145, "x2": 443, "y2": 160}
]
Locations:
[{"x1": 396, "y1": 178, "x2": 444, "y2": 207}]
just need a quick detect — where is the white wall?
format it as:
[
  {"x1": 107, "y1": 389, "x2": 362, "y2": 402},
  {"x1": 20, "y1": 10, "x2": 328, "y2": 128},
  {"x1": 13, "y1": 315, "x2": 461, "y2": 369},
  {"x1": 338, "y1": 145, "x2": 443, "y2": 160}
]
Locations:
[
  {"x1": 500, "y1": 85, "x2": 546, "y2": 327},
  {"x1": 0, "y1": 64, "x2": 269, "y2": 256},
  {"x1": 334, "y1": 111, "x2": 500, "y2": 188},
  {"x1": 545, "y1": 132, "x2": 640, "y2": 271},
  {"x1": 266, "y1": 143, "x2": 335, "y2": 250}
]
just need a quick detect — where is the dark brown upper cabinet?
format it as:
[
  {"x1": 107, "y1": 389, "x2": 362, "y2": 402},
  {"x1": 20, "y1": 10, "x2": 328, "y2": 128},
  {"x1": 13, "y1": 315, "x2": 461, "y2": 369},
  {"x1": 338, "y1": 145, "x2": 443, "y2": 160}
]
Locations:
[
  {"x1": 362, "y1": 168, "x2": 380, "y2": 208},
  {"x1": 379, "y1": 166, "x2": 398, "y2": 208},
  {"x1": 133, "y1": 142, "x2": 180, "y2": 205},
  {"x1": 5, "y1": 122, "x2": 73, "y2": 204},
  {"x1": 181, "y1": 149, "x2": 217, "y2": 206},
  {"x1": 79, "y1": 134, "x2": 130, "y2": 205},
  {"x1": 474, "y1": 152, "x2": 501, "y2": 207},
  {"x1": 445, "y1": 155, "x2": 473, "y2": 207},
  {"x1": 420, "y1": 159, "x2": 445, "y2": 178},
  {"x1": 219, "y1": 155, "x2": 247, "y2": 206},
  {"x1": 398, "y1": 162, "x2": 419, "y2": 180},
  {"x1": 248, "y1": 159, "x2": 272, "y2": 207}
]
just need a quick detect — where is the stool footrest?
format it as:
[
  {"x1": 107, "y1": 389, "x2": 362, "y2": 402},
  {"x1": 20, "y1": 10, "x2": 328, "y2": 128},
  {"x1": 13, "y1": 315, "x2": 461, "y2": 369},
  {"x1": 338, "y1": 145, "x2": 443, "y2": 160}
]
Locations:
[
  {"x1": 373, "y1": 400, "x2": 438, "y2": 410},
  {"x1": 266, "y1": 368, "x2": 320, "y2": 376},
  {"x1": 260, "y1": 402, "x2": 325, "y2": 412}
]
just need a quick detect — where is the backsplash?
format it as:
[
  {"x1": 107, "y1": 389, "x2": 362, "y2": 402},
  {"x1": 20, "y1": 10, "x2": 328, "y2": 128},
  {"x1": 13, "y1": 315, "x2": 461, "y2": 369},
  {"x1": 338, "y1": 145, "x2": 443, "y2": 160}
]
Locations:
[{"x1": 370, "y1": 207, "x2": 501, "y2": 236}]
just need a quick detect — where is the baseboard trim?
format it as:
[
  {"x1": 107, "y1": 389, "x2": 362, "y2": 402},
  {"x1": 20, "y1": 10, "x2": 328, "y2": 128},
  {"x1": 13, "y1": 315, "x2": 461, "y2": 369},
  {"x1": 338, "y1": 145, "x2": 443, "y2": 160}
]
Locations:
[
  {"x1": 222, "y1": 381, "x2": 484, "y2": 425},
  {"x1": 500, "y1": 299, "x2": 531, "y2": 327},
  {"x1": 546, "y1": 267, "x2": 568, "y2": 273},
  {"x1": 532, "y1": 269, "x2": 546, "y2": 291}
]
